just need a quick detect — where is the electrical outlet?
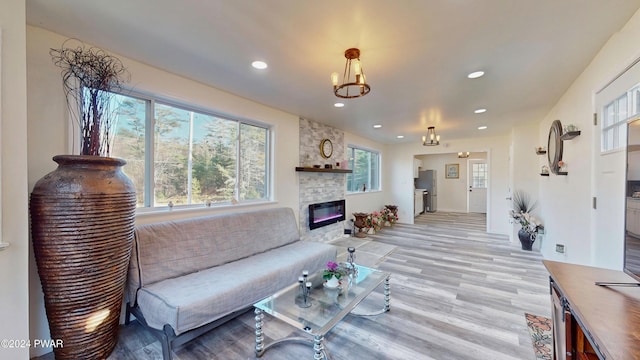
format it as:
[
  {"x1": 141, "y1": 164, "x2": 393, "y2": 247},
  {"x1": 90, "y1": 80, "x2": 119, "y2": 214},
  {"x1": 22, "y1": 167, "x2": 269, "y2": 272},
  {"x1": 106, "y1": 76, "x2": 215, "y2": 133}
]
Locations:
[{"x1": 555, "y1": 244, "x2": 565, "y2": 253}]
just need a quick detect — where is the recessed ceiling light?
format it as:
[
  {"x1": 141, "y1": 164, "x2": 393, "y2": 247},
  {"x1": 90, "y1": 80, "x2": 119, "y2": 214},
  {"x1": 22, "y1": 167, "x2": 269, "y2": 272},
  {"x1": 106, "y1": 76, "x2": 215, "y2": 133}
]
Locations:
[
  {"x1": 373, "y1": 124, "x2": 382, "y2": 128},
  {"x1": 334, "y1": 102, "x2": 345, "y2": 108},
  {"x1": 474, "y1": 108, "x2": 487, "y2": 114},
  {"x1": 478, "y1": 125, "x2": 488, "y2": 130},
  {"x1": 251, "y1": 61, "x2": 268, "y2": 70},
  {"x1": 396, "y1": 135, "x2": 404, "y2": 139},
  {"x1": 468, "y1": 71, "x2": 485, "y2": 79}
]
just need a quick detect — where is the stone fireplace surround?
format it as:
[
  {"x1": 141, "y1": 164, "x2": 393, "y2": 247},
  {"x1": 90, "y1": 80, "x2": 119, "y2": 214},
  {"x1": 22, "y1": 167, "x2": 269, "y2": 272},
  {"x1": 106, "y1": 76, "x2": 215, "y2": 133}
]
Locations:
[{"x1": 298, "y1": 118, "x2": 347, "y2": 243}]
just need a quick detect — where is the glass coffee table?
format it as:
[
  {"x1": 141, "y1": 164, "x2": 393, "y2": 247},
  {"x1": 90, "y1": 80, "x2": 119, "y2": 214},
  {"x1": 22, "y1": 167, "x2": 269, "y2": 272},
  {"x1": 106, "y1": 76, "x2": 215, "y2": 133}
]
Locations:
[{"x1": 253, "y1": 264, "x2": 391, "y2": 360}]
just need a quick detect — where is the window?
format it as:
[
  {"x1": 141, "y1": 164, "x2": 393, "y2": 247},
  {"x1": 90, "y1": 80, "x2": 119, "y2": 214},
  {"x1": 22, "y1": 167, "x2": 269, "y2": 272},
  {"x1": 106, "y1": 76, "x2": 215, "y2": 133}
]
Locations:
[
  {"x1": 601, "y1": 84, "x2": 640, "y2": 152},
  {"x1": 601, "y1": 94, "x2": 629, "y2": 152},
  {"x1": 346, "y1": 146, "x2": 380, "y2": 192},
  {"x1": 471, "y1": 163, "x2": 488, "y2": 188},
  {"x1": 109, "y1": 92, "x2": 270, "y2": 209}
]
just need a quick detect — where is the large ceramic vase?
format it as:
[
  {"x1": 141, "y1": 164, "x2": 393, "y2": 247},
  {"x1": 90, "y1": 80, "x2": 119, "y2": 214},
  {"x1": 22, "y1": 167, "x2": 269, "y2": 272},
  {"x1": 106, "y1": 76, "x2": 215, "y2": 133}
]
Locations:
[
  {"x1": 30, "y1": 155, "x2": 136, "y2": 359},
  {"x1": 518, "y1": 229, "x2": 534, "y2": 251}
]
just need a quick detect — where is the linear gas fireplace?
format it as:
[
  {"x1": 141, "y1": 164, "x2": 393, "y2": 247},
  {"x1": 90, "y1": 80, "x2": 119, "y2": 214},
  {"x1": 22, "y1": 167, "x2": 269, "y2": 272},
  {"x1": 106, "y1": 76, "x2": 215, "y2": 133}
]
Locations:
[{"x1": 309, "y1": 199, "x2": 346, "y2": 230}]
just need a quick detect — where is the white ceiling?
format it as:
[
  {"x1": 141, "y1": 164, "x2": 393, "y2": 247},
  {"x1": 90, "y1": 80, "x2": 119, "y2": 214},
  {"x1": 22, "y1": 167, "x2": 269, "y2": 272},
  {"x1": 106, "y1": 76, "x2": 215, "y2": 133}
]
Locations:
[{"x1": 26, "y1": 0, "x2": 640, "y2": 144}]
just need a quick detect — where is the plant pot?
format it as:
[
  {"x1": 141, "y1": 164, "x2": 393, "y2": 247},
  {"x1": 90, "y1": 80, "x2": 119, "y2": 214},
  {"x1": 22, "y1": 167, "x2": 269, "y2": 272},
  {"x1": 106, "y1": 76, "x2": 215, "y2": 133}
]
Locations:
[
  {"x1": 324, "y1": 275, "x2": 340, "y2": 289},
  {"x1": 353, "y1": 212, "x2": 369, "y2": 238},
  {"x1": 518, "y1": 228, "x2": 535, "y2": 251},
  {"x1": 29, "y1": 155, "x2": 136, "y2": 360}
]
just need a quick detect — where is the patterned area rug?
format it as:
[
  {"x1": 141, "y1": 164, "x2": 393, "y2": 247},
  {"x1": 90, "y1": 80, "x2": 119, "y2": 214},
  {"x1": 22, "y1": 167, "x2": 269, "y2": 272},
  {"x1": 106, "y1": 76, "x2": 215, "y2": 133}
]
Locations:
[{"x1": 525, "y1": 313, "x2": 553, "y2": 360}]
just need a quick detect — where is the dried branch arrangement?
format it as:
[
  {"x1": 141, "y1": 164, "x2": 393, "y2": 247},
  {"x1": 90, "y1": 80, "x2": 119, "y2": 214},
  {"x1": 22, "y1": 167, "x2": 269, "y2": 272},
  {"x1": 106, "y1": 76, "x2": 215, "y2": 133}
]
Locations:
[{"x1": 50, "y1": 39, "x2": 130, "y2": 156}]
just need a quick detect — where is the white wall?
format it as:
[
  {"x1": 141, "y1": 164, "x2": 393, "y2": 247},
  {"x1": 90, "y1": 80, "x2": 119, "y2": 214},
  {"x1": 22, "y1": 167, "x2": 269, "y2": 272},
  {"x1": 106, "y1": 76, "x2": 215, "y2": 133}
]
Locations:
[
  {"x1": 344, "y1": 131, "x2": 388, "y2": 218},
  {"x1": 510, "y1": 122, "x2": 542, "y2": 244},
  {"x1": 387, "y1": 135, "x2": 512, "y2": 235},
  {"x1": 0, "y1": 1, "x2": 30, "y2": 359},
  {"x1": 416, "y1": 152, "x2": 488, "y2": 213},
  {"x1": 537, "y1": 8, "x2": 640, "y2": 268}
]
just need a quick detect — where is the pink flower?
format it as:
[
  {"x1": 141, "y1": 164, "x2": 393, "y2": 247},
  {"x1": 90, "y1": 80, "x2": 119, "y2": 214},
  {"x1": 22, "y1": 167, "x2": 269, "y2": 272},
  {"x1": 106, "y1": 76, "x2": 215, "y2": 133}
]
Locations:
[{"x1": 326, "y1": 261, "x2": 339, "y2": 271}]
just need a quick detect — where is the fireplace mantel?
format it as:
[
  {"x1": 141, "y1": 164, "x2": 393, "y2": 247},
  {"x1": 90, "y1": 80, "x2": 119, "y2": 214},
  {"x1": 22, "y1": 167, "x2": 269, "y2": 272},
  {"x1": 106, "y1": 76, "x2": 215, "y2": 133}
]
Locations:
[{"x1": 295, "y1": 167, "x2": 352, "y2": 174}]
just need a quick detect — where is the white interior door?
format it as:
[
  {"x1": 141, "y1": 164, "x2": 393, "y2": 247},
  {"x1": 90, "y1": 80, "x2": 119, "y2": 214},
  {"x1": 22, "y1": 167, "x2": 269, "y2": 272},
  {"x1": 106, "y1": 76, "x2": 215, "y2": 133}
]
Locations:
[
  {"x1": 591, "y1": 60, "x2": 640, "y2": 268},
  {"x1": 468, "y1": 159, "x2": 488, "y2": 213}
]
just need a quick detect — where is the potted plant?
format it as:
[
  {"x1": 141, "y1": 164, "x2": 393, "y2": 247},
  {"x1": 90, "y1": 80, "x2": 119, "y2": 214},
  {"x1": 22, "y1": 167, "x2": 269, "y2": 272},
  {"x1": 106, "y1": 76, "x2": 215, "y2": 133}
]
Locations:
[
  {"x1": 381, "y1": 206, "x2": 399, "y2": 226},
  {"x1": 323, "y1": 261, "x2": 346, "y2": 288},
  {"x1": 510, "y1": 190, "x2": 544, "y2": 250},
  {"x1": 366, "y1": 211, "x2": 383, "y2": 233},
  {"x1": 29, "y1": 40, "x2": 136, "y2": 360},
  {"x1": 384, "y1": 205, "x2": 399, "y2": 225},
  {"x1": 353, "y1": 212, "x2": 369, "y2": 238}
]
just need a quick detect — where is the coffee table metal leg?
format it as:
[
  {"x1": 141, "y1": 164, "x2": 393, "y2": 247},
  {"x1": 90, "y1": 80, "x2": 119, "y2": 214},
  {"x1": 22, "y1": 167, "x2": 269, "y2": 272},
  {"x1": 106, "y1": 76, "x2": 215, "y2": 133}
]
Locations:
[
  {"x1": 350, "y1": 274, "x2": 391, "y2": 316},
  {"x1": 383, "y1": 275, "x2": 391, "y2": 312},
  {"x1": 313, "y1": 335, "x2": 324, "y2": 360},
  {"x1": 255, "y1": 308, "x2": 265, "y2": 357},
  {"x1": 254, "y1": 308, "x2": 331, "y2": 359}
]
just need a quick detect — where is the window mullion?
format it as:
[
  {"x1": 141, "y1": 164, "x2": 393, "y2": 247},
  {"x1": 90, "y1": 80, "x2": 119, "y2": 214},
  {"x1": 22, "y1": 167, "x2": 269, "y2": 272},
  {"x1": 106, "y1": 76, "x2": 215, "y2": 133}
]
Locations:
[
  {"x1": 187, "y1": 111, "x2": 194, "y2": 204},
  {"x1": 235, "y1": 122, "x2": 241, "y2": 202},
  {"x1": 367, "y1": 152, "x2": 372, "y2": 190},
  {"x1": 146, "y1": 99, "x2": 155, "y2": 207}
]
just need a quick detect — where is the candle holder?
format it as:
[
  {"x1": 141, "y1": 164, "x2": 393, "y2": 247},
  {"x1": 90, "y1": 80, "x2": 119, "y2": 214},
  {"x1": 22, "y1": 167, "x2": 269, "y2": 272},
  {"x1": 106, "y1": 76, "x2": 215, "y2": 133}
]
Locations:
[
  {"x1": 296, "y1": 271, "x2": 312, "y2": 308},
  {"x1": 344, "y1": 247, "x2": 358, "y2": 288}
]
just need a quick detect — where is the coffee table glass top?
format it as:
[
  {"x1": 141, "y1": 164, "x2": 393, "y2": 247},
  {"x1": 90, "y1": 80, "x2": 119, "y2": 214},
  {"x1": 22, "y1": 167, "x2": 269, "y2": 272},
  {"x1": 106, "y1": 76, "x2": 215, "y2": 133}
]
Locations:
[{"x1": 254, "y1": 264, "x2": 389, "y2": 336}]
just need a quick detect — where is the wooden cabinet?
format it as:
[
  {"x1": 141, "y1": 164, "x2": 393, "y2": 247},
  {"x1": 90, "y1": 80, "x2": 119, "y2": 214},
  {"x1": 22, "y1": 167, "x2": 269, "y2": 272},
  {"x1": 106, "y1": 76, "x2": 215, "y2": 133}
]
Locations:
[
  {"x1": 627, "y1": 198, "x2": 640, "y2": 237},
  {"x1": 414, "y1": 190, "x2": 423, "y2": 216},
  {"x1": 544, "y1": 260, "x2": 640, "y2": 360},
  {"x1": 413, "y1": 158, "x2": 422, "y2": 178},
  {"x1": 550, "y1": 283, "x2": 570, "y2": 360}
]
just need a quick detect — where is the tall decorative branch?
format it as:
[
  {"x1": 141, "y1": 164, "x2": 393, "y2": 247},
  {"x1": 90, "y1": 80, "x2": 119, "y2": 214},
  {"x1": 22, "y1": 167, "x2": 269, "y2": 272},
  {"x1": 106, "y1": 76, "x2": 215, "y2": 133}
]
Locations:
[{"x1": 50, "y1": 39, "x2": 130, "y2": 156}]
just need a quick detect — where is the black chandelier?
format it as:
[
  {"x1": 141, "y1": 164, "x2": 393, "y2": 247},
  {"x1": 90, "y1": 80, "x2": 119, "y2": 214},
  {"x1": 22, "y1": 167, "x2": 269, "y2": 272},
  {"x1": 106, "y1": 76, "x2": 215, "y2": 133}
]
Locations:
[{"x1": 331, "y1": 48, "x2": 371, "y2": 99}]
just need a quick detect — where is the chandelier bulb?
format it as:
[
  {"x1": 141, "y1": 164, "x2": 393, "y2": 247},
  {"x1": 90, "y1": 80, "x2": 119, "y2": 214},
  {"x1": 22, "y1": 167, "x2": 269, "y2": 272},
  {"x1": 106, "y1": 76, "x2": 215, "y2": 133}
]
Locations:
[{"x1": 331, "y1": 72, "x2": 339, "y2": 87}]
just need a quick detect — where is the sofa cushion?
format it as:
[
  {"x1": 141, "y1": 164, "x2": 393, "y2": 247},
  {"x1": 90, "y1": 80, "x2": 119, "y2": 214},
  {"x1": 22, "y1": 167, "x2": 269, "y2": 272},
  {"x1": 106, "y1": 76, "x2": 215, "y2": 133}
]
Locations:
[
  {"x1": 136, "y1": 241, "x2": 336, "y2": 335},
  {"x1": 129, "y1": 208, "x2": 301, "y2": 302}
]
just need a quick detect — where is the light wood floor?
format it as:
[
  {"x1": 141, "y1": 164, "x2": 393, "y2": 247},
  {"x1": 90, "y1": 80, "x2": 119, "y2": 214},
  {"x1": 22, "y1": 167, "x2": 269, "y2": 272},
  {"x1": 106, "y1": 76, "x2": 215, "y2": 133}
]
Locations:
[{"x1": 35, "y1": 212, "x2": 550, "y2": 360}]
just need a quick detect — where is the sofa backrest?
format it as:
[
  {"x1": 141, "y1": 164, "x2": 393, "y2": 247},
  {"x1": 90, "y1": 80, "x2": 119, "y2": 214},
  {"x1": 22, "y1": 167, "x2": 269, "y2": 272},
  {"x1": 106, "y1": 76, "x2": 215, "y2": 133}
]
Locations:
[{"x1": 127, "y1": 207, "x2": 300, "y2": 304}]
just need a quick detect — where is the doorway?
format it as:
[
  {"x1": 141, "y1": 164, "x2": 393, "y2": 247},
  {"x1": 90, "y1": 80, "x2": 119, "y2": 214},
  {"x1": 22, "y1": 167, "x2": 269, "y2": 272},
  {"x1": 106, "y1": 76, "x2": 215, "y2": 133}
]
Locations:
[{"x1": 468, "y1": 159, "x2": 488, "y2": 213}]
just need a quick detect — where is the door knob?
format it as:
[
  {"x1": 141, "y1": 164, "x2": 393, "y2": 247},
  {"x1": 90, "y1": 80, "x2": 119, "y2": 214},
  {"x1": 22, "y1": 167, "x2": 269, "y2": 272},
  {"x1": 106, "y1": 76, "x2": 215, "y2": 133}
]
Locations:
[{"x1": 506, "y1": 197, "x2": 512, "y2": 200}]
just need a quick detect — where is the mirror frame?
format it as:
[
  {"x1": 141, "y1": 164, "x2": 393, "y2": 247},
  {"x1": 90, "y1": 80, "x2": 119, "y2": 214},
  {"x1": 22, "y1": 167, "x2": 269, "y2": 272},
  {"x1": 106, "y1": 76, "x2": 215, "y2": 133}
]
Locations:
[{"x1": 548, "y1": 119, "x2": 564, "y2": 174}]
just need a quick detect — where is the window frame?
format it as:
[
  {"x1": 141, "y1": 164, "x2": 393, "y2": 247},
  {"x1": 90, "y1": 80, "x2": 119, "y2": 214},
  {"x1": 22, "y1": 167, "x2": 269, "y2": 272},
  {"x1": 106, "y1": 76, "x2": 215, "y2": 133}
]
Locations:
[
  {"x1": 346, "y1": 145, "x2": 381, "y2": 193},
  {"x1": 106, "y1": 88, "x2": 272, "y2": 212},
  {"x1": 601, "y1": 84, "x2": 640, "y2": 153}
]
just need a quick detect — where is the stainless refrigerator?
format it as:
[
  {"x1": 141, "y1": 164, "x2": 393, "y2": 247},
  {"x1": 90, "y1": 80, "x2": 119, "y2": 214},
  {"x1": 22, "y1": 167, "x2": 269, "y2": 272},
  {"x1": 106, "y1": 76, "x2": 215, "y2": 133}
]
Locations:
[{"x1": 415, "y1": 170, "x2": 437, "y2": 212}]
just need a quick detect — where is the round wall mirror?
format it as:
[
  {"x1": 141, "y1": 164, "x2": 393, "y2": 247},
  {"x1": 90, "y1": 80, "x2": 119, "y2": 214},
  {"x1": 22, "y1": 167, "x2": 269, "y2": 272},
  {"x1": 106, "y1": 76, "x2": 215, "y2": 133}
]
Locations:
[{"x1": 547, "y1": 120, "x2": 563, "y2": 174}]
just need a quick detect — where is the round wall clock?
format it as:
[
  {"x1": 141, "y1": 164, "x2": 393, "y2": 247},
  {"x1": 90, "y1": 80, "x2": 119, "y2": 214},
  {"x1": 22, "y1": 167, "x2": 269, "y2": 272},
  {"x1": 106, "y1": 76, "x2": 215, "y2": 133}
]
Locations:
[{"x1": 320, "y1": 138, "x2": 333, "y2": 159}]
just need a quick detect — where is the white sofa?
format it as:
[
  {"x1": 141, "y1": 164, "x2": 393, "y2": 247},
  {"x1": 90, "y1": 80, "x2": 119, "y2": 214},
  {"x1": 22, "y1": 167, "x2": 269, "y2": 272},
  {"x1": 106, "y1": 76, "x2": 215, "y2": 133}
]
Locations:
[{"x1": 126, "y1": 207, "x2": 337, "y2": 360}]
